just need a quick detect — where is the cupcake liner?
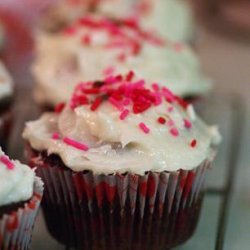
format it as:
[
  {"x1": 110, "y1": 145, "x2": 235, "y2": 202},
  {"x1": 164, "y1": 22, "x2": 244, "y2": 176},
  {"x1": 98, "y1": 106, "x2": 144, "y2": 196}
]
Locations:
[
  {"x1": 28, "y1": 149, "x2": 212, "y2": 249},
  {"x1": 0, "y1": 177, "x2": 43, "y2": 250}
]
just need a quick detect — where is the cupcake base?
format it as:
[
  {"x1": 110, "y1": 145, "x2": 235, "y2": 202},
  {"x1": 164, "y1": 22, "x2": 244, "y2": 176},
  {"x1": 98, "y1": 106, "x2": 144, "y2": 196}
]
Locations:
[
  {"x1": 27, "y1": 146, "x2": 210, "y2": 250},
  {"x1": 0, "y1": 178, "x2": 43, "y2": 250}
]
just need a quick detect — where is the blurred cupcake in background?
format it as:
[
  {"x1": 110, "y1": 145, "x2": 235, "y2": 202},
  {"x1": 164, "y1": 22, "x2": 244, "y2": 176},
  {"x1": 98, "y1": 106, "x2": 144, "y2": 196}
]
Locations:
[
  {"x1": 23, "y1": 72, "x2": 220, "y2": 249},
  {"x1": 32, "y1": 15, "x2": 210, "y2": 110},
  {"x1": 40, "y1": 0, "x2": 195, "y2": 43},
  {"x1": 0, "y1": 148, "x2": 43, "y2": 250},
  {"x1": 0, "y1": 61, "x2": 13, "y2": 150}
]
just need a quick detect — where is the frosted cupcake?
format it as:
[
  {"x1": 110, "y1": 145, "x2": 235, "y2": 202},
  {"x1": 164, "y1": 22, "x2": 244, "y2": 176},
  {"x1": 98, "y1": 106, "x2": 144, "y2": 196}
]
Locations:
[
  {"x1": 0, "y1": 62, "x2": 14, "y2": 150},
  {"x1": 33, "y1": 15, "x2": 210, "y2": 109},
  {"x1": 0, "y1": 148, "x2": 43, "y2": 250},
  {"x1": 23, "y1": 73, "x2": 220, "y2": 249},
  {"x1": 41, "y1": 0, "x2": 194, "y2": 43}
]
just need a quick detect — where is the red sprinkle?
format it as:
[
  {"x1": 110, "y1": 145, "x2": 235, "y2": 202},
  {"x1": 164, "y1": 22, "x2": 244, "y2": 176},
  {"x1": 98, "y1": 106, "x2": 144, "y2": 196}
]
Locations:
[
  {"x1": 119, "y1": 109, "x2": 130, "y2": 120},
  {"x1": 184, "y1": 119, "x2": 192, "y2": 129},
  {"x1": 55, "y1": 102, "x2": 65, "y2": 113},
  {"x1": 158, "y1": 117, "x2": 166, "y2": 124},
  {"x1": 126, "y1": 71, "x2": 135, "y2": 81},
  {"x1": 139, "y1": 122, "x2": 150, "y2": 134},
  {"x1": 81, "y1": 34, "x2": 91, "y2": 45},
  {"x1": 52, "y1": 132, "x2": 60, "y2": 140},
  {"x1": 63, "y1": 137, "x2": 89, "y2": 151},
  {"x1": 169, "y1": 128, "x2": 179, "y2": 137},
  {"x1": 190, "y1": 139, "x2": 197, "y2": 148},
  {"x1": 0, "y1": 155, "x2": 14, "y2": 170},
  {"x1": 90, "y1": 97, "x2": 102, "y2": 111}
]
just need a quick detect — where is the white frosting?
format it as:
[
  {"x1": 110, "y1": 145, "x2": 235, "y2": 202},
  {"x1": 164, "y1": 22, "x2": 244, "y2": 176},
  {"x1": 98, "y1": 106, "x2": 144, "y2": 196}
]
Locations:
[
  {"x1": 0, "y1": 148, "x2": 35, "y2": 207},
  {"x1": 0, "y1": 61, "x2": 13, "y2": 100},
  {"x1": 140, "y1": 0, "x2": 194, "y2": 42},
  {"x1": 24, "y1": 79, "x2": 219, "y2": 175},
  {"x1": 33, "y1": 16, "x2": 210, "y2": 107}
]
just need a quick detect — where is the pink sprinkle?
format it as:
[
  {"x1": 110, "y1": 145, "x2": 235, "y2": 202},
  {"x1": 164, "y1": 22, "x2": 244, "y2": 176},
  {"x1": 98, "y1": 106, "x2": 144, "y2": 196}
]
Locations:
[
  {"x1": 109, "y1": 97, "x2": 123, "y2": 111},
  {"x1": 133, "y1": 79, "x2": 145, "y2": 88},
  {"x1": 0, "y1": 155, "x2": 14, "y2": 170},
  {"x1": 123, "y1": 98, "x2": 131, "y2": 106},
  {"x1": 103, "y1": 66, "x2": 115, "y2": 76},
  {"x1": 52, "y1": 132, "x2": 60, "y2": 140},
  {"x1": 184, "y1": 119, "x2": 192, "y2": 129},
  {"x1": 139, "y1": 122, "x2": 150, "y2": 134},
  {"x1": 63, "y1": 27, "x2": 77, "y2": 35},
  {"x1": 167, "y1": 106, "x2": 174, "y2": 112},
  {"x1": 105, "y1": 75, "x2": 118, "y2": 84},
  {"x1": 153, "y1": 93, "x2": 162, "y2": 106},
  {"x1": 63, "y1": 137, "x2": 89, "y2": 151},
  {"x1": 120, "y1": 109, "x2": 130, "y2": 120},
  {"x1": 152, "y1": 83, "x2": 160, "y2": 91},
  {"x1": 162, "y1": 87, "x2": 175, "y2": 103},
  {"x1": 174, "y1": 42, "x2": 184, "y2": 52},
  {"x1": 169, "y1": 128, "x2": 179, "y2": 137},
  {"x1": 166, "y1": 119, "x2": 175, "y2": 127}
]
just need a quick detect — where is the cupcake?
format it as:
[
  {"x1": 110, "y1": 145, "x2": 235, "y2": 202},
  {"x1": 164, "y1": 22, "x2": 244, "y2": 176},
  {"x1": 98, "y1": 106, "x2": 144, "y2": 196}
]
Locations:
[
  {"x1": 41, "y1": 0, "x2": 194, "y2": 43},
  {"x1": 0, "y1": 61, "x2": 14, "y2": 150},
  {"x1": 32, "y1": 15, "x2": 210, "y2": 109},
  {"x1": 23, "y1": 73, "x2": 220, "y2": 249},
  {"x1": 0, "y1": 148, "x2": 43, "y2": 250},
  {"x1": 137, "y1": 0, "x2": 195, "y2": 43}
]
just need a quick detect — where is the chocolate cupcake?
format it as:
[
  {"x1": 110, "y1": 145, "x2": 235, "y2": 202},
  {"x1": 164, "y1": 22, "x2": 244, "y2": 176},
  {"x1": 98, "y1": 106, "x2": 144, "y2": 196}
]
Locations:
[
  {"x1": 0, "y1": 62, "x2": 13, "y2": 150},
  {"x1": 32, "y1": 15, "x2": 210, "y2": 110},
  {"x1": 23, "y1": 73, "x2": 220, "y2": 249},
  {"x1": 0, "y1": 148, "x2": 43, "y2": 250}
]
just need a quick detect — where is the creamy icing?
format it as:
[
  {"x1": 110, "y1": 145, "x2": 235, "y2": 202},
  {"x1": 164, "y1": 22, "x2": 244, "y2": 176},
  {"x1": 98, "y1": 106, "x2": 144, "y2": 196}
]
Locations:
[
  {"x1": 0, "y1": 148, "x2": 35, "y2": 207},
  {"x1": 33, "y1": 15, "x2": 210, "y2": 107},
  {"x1": 0, "y1": 61, "x2": 13, "y2": 100},
  {"x1": 139, "y1": 0, "x2": 194, "y2": 42},
  {"x1": 24, "y1": 75, "x2": 220, "y2": 175}
]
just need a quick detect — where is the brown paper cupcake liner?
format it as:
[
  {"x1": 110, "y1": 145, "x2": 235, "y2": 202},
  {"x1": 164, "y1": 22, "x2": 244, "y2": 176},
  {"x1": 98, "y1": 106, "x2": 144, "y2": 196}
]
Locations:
[
  {"x1": 28, "y1": 148, "x2": 212, "y2": 249},
  {"x1": 0, "y1": 177, "x2": 43, "y2": 250}
]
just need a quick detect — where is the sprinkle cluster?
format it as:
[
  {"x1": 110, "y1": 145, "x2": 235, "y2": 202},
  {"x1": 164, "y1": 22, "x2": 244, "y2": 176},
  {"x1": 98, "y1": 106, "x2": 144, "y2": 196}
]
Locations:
[
  {"x1": 52, "y1": 72, "x2": 198, "y2": 150},
  {"x1": 63, "y1": 15, "x2": 167, "y2": 61}
]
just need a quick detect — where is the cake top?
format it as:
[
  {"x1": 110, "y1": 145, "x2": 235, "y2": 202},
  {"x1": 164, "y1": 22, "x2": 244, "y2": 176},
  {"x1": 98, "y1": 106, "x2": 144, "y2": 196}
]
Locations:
[
  {"x1": 0, "y1": 148, "x2": 35, "y2": 207},
  {"x1": 0, "y1": 61, "x2": 13, "y2": 101},
  {"x1": 24, "y1": 73, "x2": 220, "y2": 175},
  {"x1": 33, "y1": 15, "x2": 210, "y2": 106}
]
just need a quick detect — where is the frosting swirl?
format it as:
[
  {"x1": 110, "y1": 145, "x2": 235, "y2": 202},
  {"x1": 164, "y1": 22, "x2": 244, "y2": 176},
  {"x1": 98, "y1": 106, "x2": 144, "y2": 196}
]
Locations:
[
  {"x1": 0, "y1": 148, "x2": 35, "y2": 207},
  {"x1": 33, "y1": 15, "x2": 210, "y2": 107},
  {"x1": 24, "y1": 73, "x2": 220, "y2": 175}
]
